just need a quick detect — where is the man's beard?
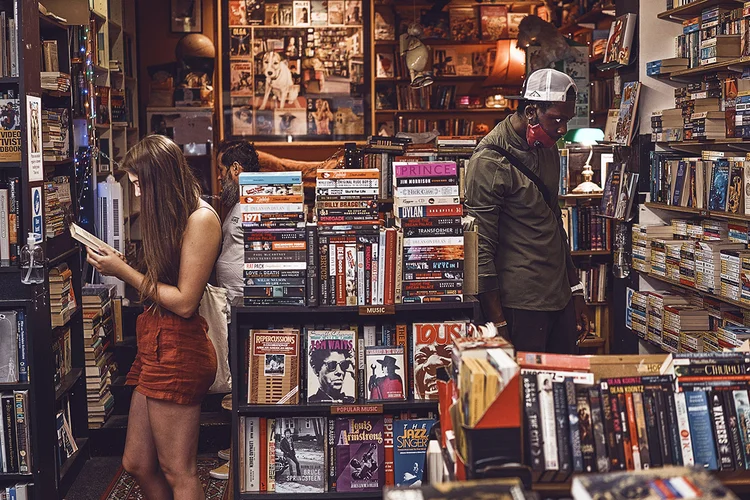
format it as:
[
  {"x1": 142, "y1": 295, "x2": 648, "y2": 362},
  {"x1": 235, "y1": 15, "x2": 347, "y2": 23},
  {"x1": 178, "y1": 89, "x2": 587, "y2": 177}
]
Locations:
[{"x1": 221, "y1": 176, "x2": 240, "y2": 207}]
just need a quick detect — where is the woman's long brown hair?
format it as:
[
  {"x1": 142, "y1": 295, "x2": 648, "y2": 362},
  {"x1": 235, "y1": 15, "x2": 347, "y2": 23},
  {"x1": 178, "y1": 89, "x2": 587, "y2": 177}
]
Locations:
[{"x1": 121, "y1": 135, "x2": 201, "y2": 304}]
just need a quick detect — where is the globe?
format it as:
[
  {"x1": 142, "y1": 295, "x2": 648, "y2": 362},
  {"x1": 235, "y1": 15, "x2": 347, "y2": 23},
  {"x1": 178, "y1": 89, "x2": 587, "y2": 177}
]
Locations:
[{"x1": 175, "y1": 34, "x2": 215, "y2": 61}]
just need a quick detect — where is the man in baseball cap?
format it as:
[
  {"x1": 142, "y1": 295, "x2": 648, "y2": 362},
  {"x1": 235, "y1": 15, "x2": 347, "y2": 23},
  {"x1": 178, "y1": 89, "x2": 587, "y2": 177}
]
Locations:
[{"x1": 464, "y1": 68, "x2": 590, "y2": 354}]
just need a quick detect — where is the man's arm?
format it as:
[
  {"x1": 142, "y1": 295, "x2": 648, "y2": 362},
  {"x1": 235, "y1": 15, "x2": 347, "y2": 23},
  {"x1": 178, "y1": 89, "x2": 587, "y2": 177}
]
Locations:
[{"x1": 465, "y1": 155, "x2": 509, "y2": 328}]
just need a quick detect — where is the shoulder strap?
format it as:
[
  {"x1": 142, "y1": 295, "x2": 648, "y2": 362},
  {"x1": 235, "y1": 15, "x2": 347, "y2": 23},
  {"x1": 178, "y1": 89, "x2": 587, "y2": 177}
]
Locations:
[{"x1": 475, "y1": 144, "x2": 554, "y2": 210}]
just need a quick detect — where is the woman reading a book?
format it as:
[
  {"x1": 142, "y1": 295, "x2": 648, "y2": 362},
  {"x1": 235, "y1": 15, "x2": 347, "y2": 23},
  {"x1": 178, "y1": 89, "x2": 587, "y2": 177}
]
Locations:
[{"x1": 85, "y1": 134, "x2": 221, "y2": 500}]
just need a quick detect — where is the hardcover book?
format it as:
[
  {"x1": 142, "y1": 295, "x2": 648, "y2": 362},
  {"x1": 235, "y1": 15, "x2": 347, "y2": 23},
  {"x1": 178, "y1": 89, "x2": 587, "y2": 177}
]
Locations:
[
  {"x1": 480, "y1": 5, "x2": 507, "y2": 41},
  {"x1": 393, "y1": 419, "x2": 435, "y2": 487},
  {"x1": 306, "y1": 329, "x2": 357, "y2": 403},
  {"x1": 247, "y1": 329, "x2": 300, "y2": 405},
  {"x1": 0, "y1": 311, "x2": 18, "y2": 383},
  {"x1": 449, "y1": 7, "x2": 478, "y2": 43},
  {"x1": 600, "y1": 163, "x2": 622, "y2": 218},
  {"x1": 412, "y1": 321, "x2": 467, "y2": 399},
  {"x1": 603, "y1": 13, "x2": 637, "y2": 66},
  {"x1": 365, "y1": 346, "x2": 406, "y2": 402},
  {"x1": 334, "y1": 416, "x2": 385, "y2": 491},
  {"x1": 273, "y1": 417, "x2": 327, "y2": 493},
  {"x1": 614, "y1": 82, "x2": 640, "y2": 146},
  {"x1": 709, "y1": 160, "x2": 730, "y2": 211}
]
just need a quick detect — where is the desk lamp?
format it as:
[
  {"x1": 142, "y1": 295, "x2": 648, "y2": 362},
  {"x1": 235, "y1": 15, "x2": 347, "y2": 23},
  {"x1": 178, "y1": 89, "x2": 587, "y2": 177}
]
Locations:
[{"x1": 567, "y1": 127, "x2": 605, "y2": 194}]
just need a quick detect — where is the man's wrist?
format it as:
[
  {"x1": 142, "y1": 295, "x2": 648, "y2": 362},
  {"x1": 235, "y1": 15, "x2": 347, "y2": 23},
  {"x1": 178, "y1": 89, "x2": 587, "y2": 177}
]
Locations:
[{"x1": 493, "y1": 320, "x2": 508, "y2": 329}]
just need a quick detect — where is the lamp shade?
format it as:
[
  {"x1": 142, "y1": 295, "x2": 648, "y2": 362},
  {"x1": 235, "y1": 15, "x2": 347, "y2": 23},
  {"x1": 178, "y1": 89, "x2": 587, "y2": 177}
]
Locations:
[
  {"x1": 564, "y1": 127, "x2": 604, "y2": 146},
  {"x1": 483, "y1": 39, "x2": 526, "y2": 88}
]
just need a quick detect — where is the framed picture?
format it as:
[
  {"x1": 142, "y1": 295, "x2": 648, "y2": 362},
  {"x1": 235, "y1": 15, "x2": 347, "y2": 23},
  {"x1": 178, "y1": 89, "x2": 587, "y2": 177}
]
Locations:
[{"x1": 171, "y1": 0, "x2": 202, "y2": 33}]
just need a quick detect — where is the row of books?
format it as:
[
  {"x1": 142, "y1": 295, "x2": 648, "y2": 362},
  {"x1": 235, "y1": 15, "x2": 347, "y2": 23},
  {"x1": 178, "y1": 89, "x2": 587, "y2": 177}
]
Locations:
[
  {"x1": 44, "y1": 176, "x2": 72, "y2": 238},
  {"x1": 0, "y1": 175, "x2": 20, "y2": 265},
  {"x1": 40, "y1": 72, "x2": 71, "y2": 93},
  {"x1": 0, "y1": 11, "x2": 17, "y2": 78},
  {"x1": 578, "y1": 263, "x2": 608, "y2": 304},
  {"x1": 41, "y1": 107, "x2": 70, "y2": 162},
  {"x1": 247, "y1": 321, "x2": 469, "y2": 405},
  {"x1": 650, "y1": 77, "x2": 726, "y2": 142},
  {"x1": 239, "y1": 415, "x2": 436, "y2": 493},
  {"x1": 521, "y1": 351, "x2": 750, "y2": 479},
  {"x1": 0, "y1": 391, "x2": 32, "y2": 474},
  {"x1": 560, "y1": 205, "x2": 611, "y2": 252},
  {"x1": 395, "y1": 117, "x2": 485, "y2": 137},
  {"x1": 673, "y1": 5, "x2": 746, "y2": 69},
  {"x1": 0, "y1": 484, "x2": 32, "y2": 500},
  {"x1": 648, "y1": 151, "x2": 750, "y2": 214},
  {"x1": 83, "y1": 284, "x2": 117, "y2": 429},
  {"x1": 49, "y1": 263, "x2": 76, "y2": 328},
  {"x1": 240, "y1": 171, "x2": 306, "y2": 307}
]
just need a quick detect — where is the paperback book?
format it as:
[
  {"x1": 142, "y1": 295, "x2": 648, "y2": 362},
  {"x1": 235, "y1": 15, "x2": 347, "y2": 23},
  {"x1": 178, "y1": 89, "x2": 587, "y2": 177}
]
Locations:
[
  {"x1": 273, "y1": 417, "x2": 327, "y2": 493},
  {"x1": 365, "y1": 346, "x2": 406, "y2": 402},
  {"x1": 393, "y1": 419, "x2": 435, "y2": 487},
  {"x1": 306, "y1": 329, "x2": 357, "y2": 403},
  {"x1": 247, "y1": 329, "x2": 300, "y2": 405},
  {"x1": 334, "y1": 416, "x2": 385, "y2": 491}
]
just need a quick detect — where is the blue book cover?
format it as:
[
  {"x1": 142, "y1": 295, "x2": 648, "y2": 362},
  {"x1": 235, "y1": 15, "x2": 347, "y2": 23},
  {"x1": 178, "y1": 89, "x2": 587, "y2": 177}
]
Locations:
[
  {"x1": 685, "y1": 391, "x2": 719, "y2": 470},
  {"x1": 239, "y1": 171, "x2": 303, "y2": 185},
  {"x1": 708, "y1": 160, "x2": 729, "y2": 211},
  {"x1": 393, "y1": 419, "x2": 435, "y2": 487},
  {"x1": 671, "y1": 160, "x2": 686, "y2": 206}
]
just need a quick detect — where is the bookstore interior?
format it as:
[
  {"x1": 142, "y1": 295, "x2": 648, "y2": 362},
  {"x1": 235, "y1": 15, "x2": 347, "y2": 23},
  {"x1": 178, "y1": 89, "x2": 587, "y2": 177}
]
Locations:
[{"x1": 8, "y1": 0, "x2": 750, "y2": 499}]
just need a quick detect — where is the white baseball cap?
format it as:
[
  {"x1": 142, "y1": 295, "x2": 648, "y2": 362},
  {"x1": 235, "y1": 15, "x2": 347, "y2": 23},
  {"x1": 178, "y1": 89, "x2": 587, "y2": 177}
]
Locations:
[{"x1": 522, "y1": 68, "x2": 578, "y2": 102}]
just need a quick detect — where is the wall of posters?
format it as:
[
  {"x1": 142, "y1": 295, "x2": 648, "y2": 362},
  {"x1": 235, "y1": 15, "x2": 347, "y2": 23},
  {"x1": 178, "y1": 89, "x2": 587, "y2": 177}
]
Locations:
[{"x1": 224, "y1": 0, "x2": 368, "y2": 140}]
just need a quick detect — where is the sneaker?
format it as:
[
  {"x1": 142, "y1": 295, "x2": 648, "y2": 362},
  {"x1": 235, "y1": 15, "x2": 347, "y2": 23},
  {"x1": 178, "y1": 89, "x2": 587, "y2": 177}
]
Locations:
[
  {"x1": 218, "y1": 448, "x2": 231, "y2": 461},
  {"x1": 209, "y1": 462, "x2": 229, "y2": 480}
]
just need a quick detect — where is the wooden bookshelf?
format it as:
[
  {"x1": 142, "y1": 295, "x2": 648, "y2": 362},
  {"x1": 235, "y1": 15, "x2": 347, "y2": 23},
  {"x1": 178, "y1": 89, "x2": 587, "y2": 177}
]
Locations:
[
  {"x1": 657, "y1": 0, "x2": 744, "y2": 22},
  {"x1": 644, "y1": 201, "x2": 750, "y2": 223},
  {"x1": 558, "y1": 5, "x2": 615, "y2": 35}
]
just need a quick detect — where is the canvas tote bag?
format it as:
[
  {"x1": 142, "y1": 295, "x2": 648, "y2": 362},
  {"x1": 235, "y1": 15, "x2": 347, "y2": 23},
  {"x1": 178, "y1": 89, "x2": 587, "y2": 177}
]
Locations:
[{"x1": 199, "y1": 283, "x2": 232, "y2": 394}]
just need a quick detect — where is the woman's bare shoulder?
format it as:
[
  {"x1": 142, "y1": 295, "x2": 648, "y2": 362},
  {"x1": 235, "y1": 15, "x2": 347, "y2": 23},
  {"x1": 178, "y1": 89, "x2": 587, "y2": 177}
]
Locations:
[{"x1": 187, "y1": 200, "x2": 221, "y2": 230}]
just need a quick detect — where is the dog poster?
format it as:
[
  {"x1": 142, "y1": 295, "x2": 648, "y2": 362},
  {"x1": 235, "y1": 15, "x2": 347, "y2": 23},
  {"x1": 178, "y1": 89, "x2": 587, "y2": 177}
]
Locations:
[
  {"x1": 274, "y1": 109, "x2": 307, "y2": 135},
  {"x1": 293, "y1": 1, "x2": 310, "y2": 26},
  {"x1": 230, "y1": 61, "x2": 254, "y2": 97}
]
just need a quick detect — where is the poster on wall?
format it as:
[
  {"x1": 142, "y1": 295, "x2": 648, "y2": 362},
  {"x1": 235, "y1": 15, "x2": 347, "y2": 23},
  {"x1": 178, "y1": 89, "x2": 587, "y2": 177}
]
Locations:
[
  {"x1": 225, "y1": 2, "x2": 366, "y2": 141},
  {"x1": 26, "y1": 95, "x2": 42, "y2": 182},
  {"x1": 31, "y1": 186, "x2": 43, "y2": 238}
]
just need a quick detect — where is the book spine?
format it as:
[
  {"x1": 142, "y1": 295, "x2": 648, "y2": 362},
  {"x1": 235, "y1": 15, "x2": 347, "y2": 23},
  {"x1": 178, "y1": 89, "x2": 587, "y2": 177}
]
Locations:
[
  {"x1": 328, "y1": 417, "x2": 336, "y2": 491},
  {"x1": 552, "y1": 381, "x2": 571, "y2": 480},
  {"x1": 624, "y1": 393, "x2": 642, "y2": 470},
  {"x1": 576, "y1": 389, "x2": 595, "y2": 472},
  {"x1": 600, "y1": 381, "x2": 620, "y2": 470},
  {"x1": 653, "y1": 389, "x2": 674, "y2": 465},
  {"x1": 522, "y1": 373, "x2": 545, "y2": 474},
  {"x1": 537, "y1": 373, "x2": 558, "y2": 474},
  {"x1": 395, "y1": 230, "x2": 403, "y2": 304},
  {"x1": 364, "y1": 243, "x2": 372, "y2": 305},
  {"x1": 377, "y1": 230, "x2": 386, "y2": 305},
  {"x1": 615, "y1": 393, "x2": 633, "y2": 470},
  {"x1": 7, "y1": 178, "x2": 17, "y2": 263},
  {"x1": 2, "y1": 395, "x2": 16, "y2": 472},
  {"x1": 663, "y1": 386, "x2": 684, "y2": 466},
  {"x1": 673, "y1": 391, "x2": 695, "y2": 467},
  {"x1": 246, "y1": 417, "x2": 259, "y2": 491},
  {"x1": 564, "y1": 378, "x2": 583, "y2": 472},
  {"x1": 0, "y1": 189, "x2": 9, "y2": 261},
  {"x1": 632, "y1": 392, "x2": 651, "y2": 468},
  {"x1": 643, "y1": 390, "x2": 663, "y2": 468},
  {"x1": 319, "y1": 236, "x2": 328, "y2": 305},
  {"x1": 16, "y1": 311, "x2": 25, "y2": 383},
  {"x1": 267, "y1": 419, "x2": 275, "y2": 492},
  {"x1": 710, "y1": 390, "x2": 735, "y2": 470},
  {"x1": 384, "y1": 415, "x2": 394, "y2": 486},
  {"x1": 587, "y1": 387, "x2": 609, "y2": 472},
  {"x1": 357, "y1": 243, "x2": 365, "y2": 306},
  {"x1": 306, "y1": 224, "x2": 319, "y2": 307},
  {"x1": 733, "y1": 390, "x2": 750, "y2": 469},
  {"x1": 13, "y1": 391, "x2": 28, "y2": 473},
  {"x1": 357, "y1": 329, "x2": 365, "y2": 402},
  {"x1": 259, "y1": 418, "x2": 267, "y2": 491},
  {"x1": 723, "y1": 391, "x2": 744, "y2": 471},
  {"x1": 329, "y1": 243, "x2": 336, "y2": 305},
  {"x1": 686, "y1": 391, "x2": 719, "y2": 470},
  {"x1": 384, "y1": 229, "x2": 396, "y2": 305}
]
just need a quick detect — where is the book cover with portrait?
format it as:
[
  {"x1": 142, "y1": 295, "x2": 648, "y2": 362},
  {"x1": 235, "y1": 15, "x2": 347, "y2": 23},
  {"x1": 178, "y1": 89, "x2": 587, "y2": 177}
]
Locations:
[
  {"x1": 306, "y1": 329, "x2": 357, "y2": 404},
  {"x1": 412, "y1": 321, "x2": 467, "y2": 400},
  {"x1": 365, "y1": 346, "x2": 405, "y2": 402},
  {"x1": 247, "y1": 329, "x2": 300, "y2": 405},
  {"x1": 334, "y1": 416, "x2": 384, "y2": 491},
  {"x1": 393, "y1": 419, "x2": 435, "y2": 487},
  {"x1": 273, "y1": 417, "x2": 327, "y2": 493}
]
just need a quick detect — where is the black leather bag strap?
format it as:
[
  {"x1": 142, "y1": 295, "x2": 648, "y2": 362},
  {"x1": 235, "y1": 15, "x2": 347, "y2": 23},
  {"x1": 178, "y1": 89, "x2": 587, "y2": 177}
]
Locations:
[{"x1": 475, "y1": 144, "x2": 554, "y2": 210}]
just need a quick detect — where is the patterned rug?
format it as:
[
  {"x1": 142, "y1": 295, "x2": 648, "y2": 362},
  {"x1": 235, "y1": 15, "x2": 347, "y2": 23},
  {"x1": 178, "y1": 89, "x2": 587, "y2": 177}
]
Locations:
[{"x1": 100, "y1": 457, "x2": 227, "y2": 500}]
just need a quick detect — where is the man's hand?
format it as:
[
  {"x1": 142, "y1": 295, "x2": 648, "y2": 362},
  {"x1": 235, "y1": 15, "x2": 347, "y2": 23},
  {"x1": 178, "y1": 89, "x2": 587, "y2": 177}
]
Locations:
[{"x1": 573, "y1": 295, "x2": 591, "y2": 343}]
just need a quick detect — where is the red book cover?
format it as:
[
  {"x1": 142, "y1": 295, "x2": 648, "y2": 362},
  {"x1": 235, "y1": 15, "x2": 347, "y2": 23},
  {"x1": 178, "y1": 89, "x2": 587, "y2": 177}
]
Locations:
[
  {"x1": 384, "y1": 415, "x2": 395, "y2": 486},
  {"x1": 625, "y1": 392, "x2": 641, "y2": 470},
  {"x1": 259, "y1": 418, "x2": 267, "y2": 491},
  {"x1": 516, "y1": 352, "x2": 591, "y2": 371},
  {"x1": 384, "y1": 228, "x2": 396, "y2": 305}
]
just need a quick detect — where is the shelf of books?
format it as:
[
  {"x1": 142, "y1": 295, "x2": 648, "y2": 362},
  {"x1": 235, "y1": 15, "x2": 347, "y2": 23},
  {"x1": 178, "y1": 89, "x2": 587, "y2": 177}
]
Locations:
[
  {"x1": 658, "y1": 0, "x2": 744, "y2": 22},
  {"x1": 371, "y1": 0, "x2": 543, "y2": 136},
  {"x1": 230, "y1": 141, "x2": 482, "y2": 498}
]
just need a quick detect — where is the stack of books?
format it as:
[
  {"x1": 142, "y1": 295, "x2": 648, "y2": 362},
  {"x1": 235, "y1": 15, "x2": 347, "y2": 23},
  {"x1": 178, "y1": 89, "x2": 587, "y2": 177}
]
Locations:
[
  {"x1": 675, "y1": 4, "x2": 746, "y2": 69},
  {"x1": 363, "y1": 136, "x2": 409, "y2": 200},
  {"x1": 645, "y1": 57, "x2": 689, "y2": 76},
  {"x1": 44, "y1": 176, "x2": 71, "y2": 238},
  {"x1": 41, "y1": 107, "x2": 69, "y2": 161},
  {"x1": 82, "y1": 284, "x2": 116, "y2": 429},
  {"x1": 40, "y1": 71, "x2": 71, "y2": 92},
  {"x1": 239, "y1": 171, "x2": 306, "y2": 307},
  {"x1": 661, "y1": 305, "x2": 710, "y2": 353},
  {"x1": 314, "y1": 169, "x2": 387, "y2": 306},
  {"x1": 631, "y1": 224, "x2": 673, "y2": 273},
  {"x1": 717, "y1": 323, "x2": 750, "y2": 349},
  {"x1": 48, "y1": 263, "x2": 76, "y2": 328},
  {"x1": 694, "y1": 241, "x2": 745, "y2": 294},
  {"x1": 393, "y1": 161, "x2": 463, "y2": 303}
]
